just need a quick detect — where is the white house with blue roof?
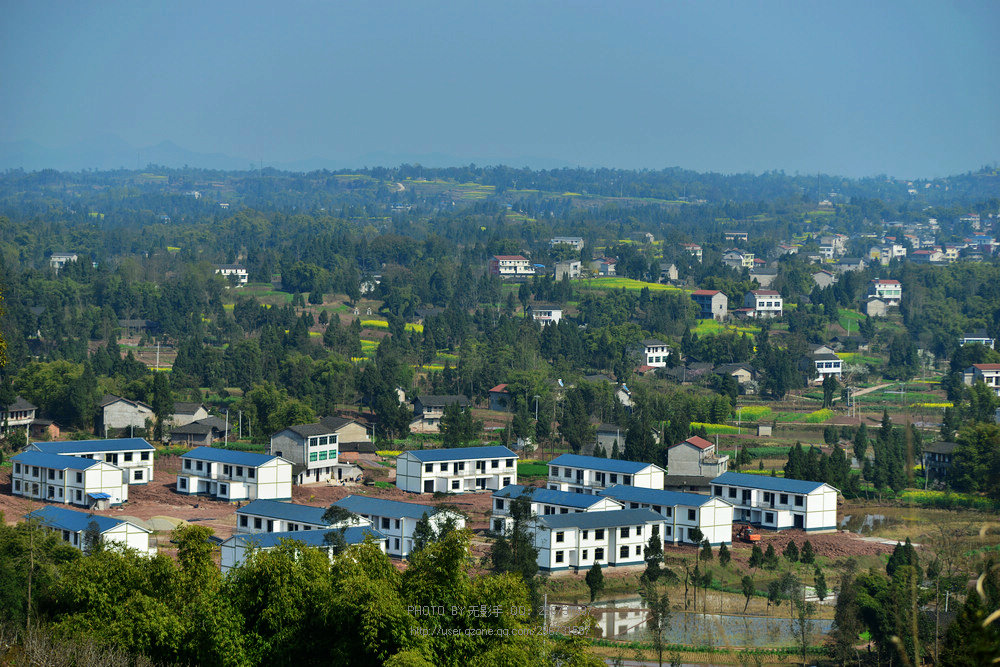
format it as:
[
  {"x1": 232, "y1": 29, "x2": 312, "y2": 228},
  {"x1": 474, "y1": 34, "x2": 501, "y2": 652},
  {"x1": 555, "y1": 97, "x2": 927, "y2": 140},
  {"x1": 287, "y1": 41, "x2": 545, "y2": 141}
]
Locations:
[
  {"x1": 220, "y1": 525, "x2": 386, "y2": 573},
  {"x1": 11, "y1": 451, "x2": 128, "y2": 508},
  {"x1": 333, "y1": 495, "x2": 465, "y2": 557},
  {"x1": 531, "y1": 508, "x2": 664, "y2": 572},
  {"x1": 235, "y1": 499, "x2": 341, "y2": 534},
  {"x1": 599, "y1": 485, "x2": 733, "y2": 545},
  {"x1": 28, "y1": 438, "x2": 155, "y2": 485},
  {"x1": 710, "y1": 472, "x2": 838, "y2": 533},
  {"x1": 395, "y1": 446, "x2": 518, "y2": 493},
  {"x1": 26, "y1": 505, "x2": 155, "y2": 556},
  {"x1": 547, "y1": 454, "x2": 665, "y2": 495},
  {"x1": 490, "y1": 484, "x2": 623, "y2": 533},
  {"x1": 177, "y1": 447, "x2": 292, "y2": 501}
]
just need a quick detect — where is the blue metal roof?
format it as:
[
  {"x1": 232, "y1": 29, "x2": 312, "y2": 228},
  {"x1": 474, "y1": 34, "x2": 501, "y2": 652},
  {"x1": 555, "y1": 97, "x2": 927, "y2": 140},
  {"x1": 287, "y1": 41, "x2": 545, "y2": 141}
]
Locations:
[
  {"x1": 229, "y1": 526, "x2": 385, "y2": 549},
  {"x1": 493, "y1": 484, "x2": 618, "y2": 509},
  {"x1": 711, "y1": 472, "x2": 833, "y2": 494},
  {"x1": 12, "y1": 451, "x2": 101, "y2": 470},
  {"x1": 238, "y1": 500, "x2": 329, "y2": 526},
  {"x1": 333, "y1": 495, "x2": 439, "y2": 520},
  {"x1": 87, "y1": 493, "x2": 111, "y2": 500},
  {"x1": 180, "y1": 446, "x2": 280, "y2": 467},
  {"x1": 26, "y1": 505, "x2": 145, "y2": 534},
  {"x1": 599, "y1": 485, "x2": 718, "y2": 507},
  {"x1": 548, "y1": 453, "x2": 657, "y2": 475},
  {"x1": 30, "y1": 438, "x2": 154, "y2": 454},
  {"x1": 403, "y1": 446, "x2": 517, "y2": 463},
  {"x1": 536, "y1": 508, "x2": 663, "y2": 530}
]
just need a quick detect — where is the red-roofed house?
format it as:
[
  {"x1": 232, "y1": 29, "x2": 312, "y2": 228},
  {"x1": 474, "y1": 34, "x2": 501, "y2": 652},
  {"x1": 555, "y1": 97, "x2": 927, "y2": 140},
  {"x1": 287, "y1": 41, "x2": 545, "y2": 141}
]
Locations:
[
  {"x1": 691, "y1": 289, "x2": 728, "y2": 321},
  {"x1": 488, "y1": 384, "x2": 511, "y2": 412},
  {"x1": 742, "y1": 290, "x2": 783, "y2": 318},
  {"x1": 489, "y1": 255, "x2": 534, "y2": 277},
  {"x1": 964, "y1": 364, "x2": 1000, "y2": 396},
  {"x1": 668, "y1": 436, "x2": 729, "y2": 478},
  {"x1": 867, "y1": 279, "x2": 901, "y2": 306}
]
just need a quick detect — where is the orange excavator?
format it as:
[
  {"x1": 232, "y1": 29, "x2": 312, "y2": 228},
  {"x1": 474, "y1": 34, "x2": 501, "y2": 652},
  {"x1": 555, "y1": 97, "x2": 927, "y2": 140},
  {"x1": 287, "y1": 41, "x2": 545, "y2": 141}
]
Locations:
[{"x1": 737, "y1": 525, "x2": 761, "y2": 543}]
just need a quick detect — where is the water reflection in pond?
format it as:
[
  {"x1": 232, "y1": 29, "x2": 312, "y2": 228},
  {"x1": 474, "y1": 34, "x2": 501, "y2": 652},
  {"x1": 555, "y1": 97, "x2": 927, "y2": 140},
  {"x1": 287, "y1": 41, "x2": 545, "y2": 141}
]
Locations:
[
  {"x1": 839, "y1": 513, "x2": 901, "y2": 534},
  {"x1": 547, "y1": 599, "x2": 832, "y2": 648}
]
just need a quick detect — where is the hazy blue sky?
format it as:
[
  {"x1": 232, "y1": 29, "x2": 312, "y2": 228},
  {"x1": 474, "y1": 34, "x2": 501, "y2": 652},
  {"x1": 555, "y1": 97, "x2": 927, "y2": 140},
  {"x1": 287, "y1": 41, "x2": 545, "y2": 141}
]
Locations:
[{"x1": 2, "y1": 1, "x2": 998, "y2": 177}]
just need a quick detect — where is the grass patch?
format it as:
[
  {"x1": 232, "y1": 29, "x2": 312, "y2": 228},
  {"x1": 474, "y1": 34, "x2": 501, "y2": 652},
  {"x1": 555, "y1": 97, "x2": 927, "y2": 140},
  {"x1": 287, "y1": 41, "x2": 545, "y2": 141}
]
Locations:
[
  {"x1": 579, "y1": 277, "x2": 679, "y2": 292},
  {"x1": 374, "y1": 481, "x2": 394, "y2": 490},
  {"x1": 690, "y1": 422, "x2": 741, "y2": 435},
  {"x1": 901, "y1": 490, "x2": 1000, "y2": 511},
  {"x1": 837, "y1": 352, "x2": 883, "y2": 365},
  {"x1": 518, "y1": 461, "x2": 549, "y2": 477},
  {"x1": 737, "y1": 405, "x2": 772, "y2": 421},
  {"x1": 691, "y1": 319, "x2": 761, "y2": 335}
]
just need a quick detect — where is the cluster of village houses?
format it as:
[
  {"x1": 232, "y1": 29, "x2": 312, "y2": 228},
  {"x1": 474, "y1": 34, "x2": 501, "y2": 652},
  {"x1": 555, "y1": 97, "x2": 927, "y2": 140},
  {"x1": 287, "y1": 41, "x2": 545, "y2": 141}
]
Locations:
[{"x1": 9, "y1": 410, "x2": 844, "y2": 573}]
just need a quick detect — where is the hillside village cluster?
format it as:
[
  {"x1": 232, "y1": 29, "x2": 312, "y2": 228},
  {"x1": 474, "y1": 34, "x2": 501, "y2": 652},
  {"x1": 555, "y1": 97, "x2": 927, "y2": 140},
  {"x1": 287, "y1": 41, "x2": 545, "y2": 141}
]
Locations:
[{"x1": 10, "y1": 217, "x2": 1000, "y2": 571}]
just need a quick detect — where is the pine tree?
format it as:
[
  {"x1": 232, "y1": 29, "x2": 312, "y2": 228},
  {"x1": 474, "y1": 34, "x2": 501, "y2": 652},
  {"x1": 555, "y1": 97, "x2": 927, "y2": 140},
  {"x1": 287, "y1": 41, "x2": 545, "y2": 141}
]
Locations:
[
  {"x1": 699, "y1": 539, "x2": 713, "y2": 563},
  {"x1": 800, "y1": 540, "x2": 815, "y2": 564},
  {"x1": 642, "y1": 526, "x2": 665, "y2": 582},
  {"x1": 783, "y1": 540, "x2": 799, "y2": 563},
  {"x1": 718, "y1": 543, "x2": 731, "y2": 568},
  {"x1": 813, "y1": 566, "x2": 827, "y2": 601},
  {"x1": 749, "y1": 544, "x2": 764, "y2": 569},
  {"x1": 586, "y1": 561, "x2": 605, "y2": 603},
  {"x1": 764, "y1": 544, "x2": 779, "y2": 570}
]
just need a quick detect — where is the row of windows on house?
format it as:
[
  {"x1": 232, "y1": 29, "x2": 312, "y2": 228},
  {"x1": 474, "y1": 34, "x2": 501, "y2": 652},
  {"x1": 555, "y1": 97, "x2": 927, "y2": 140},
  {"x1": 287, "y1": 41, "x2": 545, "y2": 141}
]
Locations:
[
  {"x1": 308, "y1": 435, "x2": 337, "y2": 447},
  {"x1": 83, "y1": 452, "x2": 150, "y2": 463},
  {"x1": 182, "y1": 459, "x2": 257, "y2": 478},
  {"x1": 816, "y1": 361, "x2": 841, "y2": 369},
  {"x1": 552, "y1": 544, "x2": 640, "y2": 564},
  {"x1": 423, "y1": 459, "x2": 515, "y2": 474},
  {"x1": 238, "y1": 515, "x2": 323, "y2": 532},
  {"x1": 441, "y1": 476, "x2": 513, "y2": 491},
  {"x1": 714, "y1": 485, "x2": 805, "y2": 507},
  {"x1": 13, "y1": 480, "x2": 87, "y2": 502},
  {"x1": 308, "y1": 449, "x2": 337, "y2": 462},
  {"x1": 551, "y1": 468, "x2": 634, "y2": 486}
]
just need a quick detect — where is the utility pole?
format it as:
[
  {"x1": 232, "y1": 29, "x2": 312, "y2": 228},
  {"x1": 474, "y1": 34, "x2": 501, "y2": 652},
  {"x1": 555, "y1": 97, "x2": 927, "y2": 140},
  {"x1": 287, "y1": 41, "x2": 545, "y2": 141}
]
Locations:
[{"x1": 225, "y1": 409, "x2": 229, "y2": 447}]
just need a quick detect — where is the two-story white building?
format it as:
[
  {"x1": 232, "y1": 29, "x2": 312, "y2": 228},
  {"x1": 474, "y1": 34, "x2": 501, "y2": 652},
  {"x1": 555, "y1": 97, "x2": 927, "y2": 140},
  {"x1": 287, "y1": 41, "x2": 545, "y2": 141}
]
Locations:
[
  {"x1": 867, "y1": 279, "x2": 901, "y2": 306},
  {"x1": 635, "y1": 339, "x2": 671, "y2": 368},
  {"x1": 49, "y1": 253, "x2": 79, "y2": 271},
  {"x1": 488, "y1": 255, "x2": 534, "y2": 278},
  {"x1": 0, "y1": 396, "x2": 36, "y2": 438},
  {"x1": 214, "y1": 264, "x2": 249, "y2": 284},
  {"x1": 396, "y1": 446, "x2": 518, "y2": 493},
  {"x1": 28, "y1": 438, "x2": 155, "y2": 485},
  {"x1": 98, "y1": 395, "x2": 154, "y2": 435},
  {"x1": 11, "y1": 451, "x2": 128, "y2": 508},
  {"x1": 741, "y1": 290, "x2": 783, "y2": 318},
  {"x1": 598, "y1": 485, "x2": 733, "y2": 545},
  {"x1": 710, "y1": 472, "x2": 838, "y2": 533},
  {"x1": 681, "y1": 243, "x2": 703, "y2": 262},
  {"x1": 268, "y1": 418, "x2": 367, "y2": 485},
  {"x1": 666, "y1": 436, "x2": 729, "y2": 479},
  {"x1": 490, "y1": 484, "x2": 623, "y2": 533},
  {"x1": 550, "y1": 237, "x2": 585, "y2": 251},
  {"x1": 236, "y1": 499, "x2": 334, "y2": 534},
  {"x1": 532, "y1": 509, "x2": 664, "y2": 572},
  {"x1": 555, "y1": 260, "x2": 582, "y2": 280},
  {"x1": 960, "y1": 331, "x2": 994, "y2": 349},
  {"x1": 809, "y1": 352, "x2": 843, "y2": 383},
  {"x1": 176, "y1": 447, "x2": 292, "y2": 501},
  {"x1": 333, "y1": 495, "x2": 466, "y2": 558},
  {"x1": 527, "y1": 303, "x2": 563, "y2": 326},
  {"x1": 26, "y1": 505, "x2": 155, "y2": 555},
  {"x1": 220, "y1": 526, "x2": 386, "y2": 573},
  {"x1": 691, "y1": 290, "x2": 728, "y2": 321},
  {"x1": 547, "y1": 454, "x2": 665, "y2": 495},
  {"x1": 964, "y1": 363, "x2": 1000, "y2": 396},
  {"x1": 410, "y1": 395, "x2": 471, "y2": 433}
]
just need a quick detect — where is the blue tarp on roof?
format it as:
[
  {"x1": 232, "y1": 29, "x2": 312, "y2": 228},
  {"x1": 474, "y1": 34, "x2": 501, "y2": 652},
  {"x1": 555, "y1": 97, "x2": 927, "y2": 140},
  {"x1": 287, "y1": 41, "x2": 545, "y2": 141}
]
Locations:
[
  {"x1": 599, "y1": 484, "x2": 718, "y2": 507},
  {"x1": 229, "y1": 526, "x2": 384, "y2": 549},
  {"x1": 535, "y1": 508, "x2": 663, "y2": 530},
  {"x1": 403, "y1": 446, "x2": 517, "y2": 463},
  {"x1": 12, "y1": 451, "x2": 100, "y2": 470},
  {"x1": 31, "y1": 438, "x2": 154, "y2": 454},
  {"x1": 87, "y1": 493, "x2": 111, "y2": 500},
  {"x1": 548, "y1": 453, "x2": 656, "y2": 475},
  {"x1": 711, "y1": 472, "x2": 833, "y2": 494},
  {"x1": 333, "y1": 495, "x2": 439, "y2": 520},
  {"x1": 180, "y1": 446, "x2": 279, "y2": 467},
  {"x1": 493, "y1": 484, "x2": 618, "y2": 509},
  {"x1": 238, "y1": 499, "x2": 329, "y2": 525},
  {"x1": 25, "y1": 505, "x2": 141, "y2": 533}
]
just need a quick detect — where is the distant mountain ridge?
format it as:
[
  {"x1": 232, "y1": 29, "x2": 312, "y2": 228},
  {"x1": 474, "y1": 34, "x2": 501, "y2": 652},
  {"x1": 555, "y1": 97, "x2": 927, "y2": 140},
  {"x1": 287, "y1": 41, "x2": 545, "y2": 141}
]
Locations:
[{"x1": 0, "y1": 134, "x2": 572, "y2": 173}]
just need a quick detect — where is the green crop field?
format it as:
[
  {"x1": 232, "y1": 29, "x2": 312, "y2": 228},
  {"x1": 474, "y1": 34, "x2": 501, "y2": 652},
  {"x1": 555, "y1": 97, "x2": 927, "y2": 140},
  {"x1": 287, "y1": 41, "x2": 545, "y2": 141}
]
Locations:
[
  {"x1": 578, "y1": 277, "x2": 679, "y2": 292},
  {"x1": 692, "y1": 319, "x2": 761, "y2": 335}
]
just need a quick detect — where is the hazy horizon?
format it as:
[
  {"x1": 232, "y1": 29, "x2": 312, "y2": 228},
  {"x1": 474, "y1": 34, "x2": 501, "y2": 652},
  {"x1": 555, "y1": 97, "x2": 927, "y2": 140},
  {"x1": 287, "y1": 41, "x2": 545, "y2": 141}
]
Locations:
[{"x1": 2, "y1": 1, "x2": 998, "y2": 179}]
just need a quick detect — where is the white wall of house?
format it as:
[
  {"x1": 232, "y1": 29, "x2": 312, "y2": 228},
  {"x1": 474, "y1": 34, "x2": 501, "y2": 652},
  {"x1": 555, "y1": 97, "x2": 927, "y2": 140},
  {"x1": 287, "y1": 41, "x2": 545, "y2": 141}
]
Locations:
[
  {"x1": 12, "y1": 460, "x2": 128, "y2": 507},
  {"x1": 533, "y1": 516, "x2": 663, "y2": 571},
  {"x1": 711, "y1": 479, "x2": 837, "y2": 532},
  {"x1": 546, "y1": 460, "x2": 664, "y2": 494},
  {"x1": 396, "y1": 452, "x2": 517, "y2": 493},
  {"x1": 103, "y1": 401, "x2": 154, "y2": 431},
  {"x1": 176, "y1": 457, "x2": 292, "y2": 500},
  {"x1": 490, "y1": 494, "x2": 622, "y2": 533}
]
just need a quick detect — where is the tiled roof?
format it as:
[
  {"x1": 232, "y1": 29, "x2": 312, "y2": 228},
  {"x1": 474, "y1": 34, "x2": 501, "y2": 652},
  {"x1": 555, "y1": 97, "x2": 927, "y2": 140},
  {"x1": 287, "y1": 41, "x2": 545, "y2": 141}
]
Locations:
[
  {"x1": 493, "y1": 255, "x2": 528, "y2": 261},
  {"x1": 284, "y1": 423, "x2": 336, "y2": 438},
  {"x1": 493, "y1": 484, "x2": 621, "y2": 510},
  {"x1": 2, "y1": 396, "x2": 36, "y2": 412},
  {"x1": 711, "y1": 471, "x2": 834, "y2": 494},
  {"x1": 30, "y1": 438, "x2": 154, "y2": 454},
  {"x1": 179, "y1": 447, "x2": 281, "y2": 467},
  {"x1": 333, "y1": 495, "x2": 442, "y2": 520},
  {"x1": 26, "y1": 506, "x2": 144, "y2": 534},
  {"x1": 489, "y1": 384, "x2": 509, "y2": 393},
  {"x1": 599, "y1": 484, "x2": 719, "y2": 507},
  {"x1": 238, "y1": 499, "x2": 329, "y2": 525},
  {"x1": 535, "y1": 508, "x2": 663, "y2": 530},
  {"x1": 547, "y1": 453, "x2": 659, "y2": 475},
  {"x1": 972, "y1": 364, "x2": 1000, "y2": 371},
  {"x1": 691, "y1": 290, "x2": 721, "y2": 296},
  {"x1": 12, "y1": 451, "x2": 102, "y2": 470},
  {"x1": 402, "y1": 446, "x2": 517, "y2": 463},
  {"x1": 227, "y1": 526, "x2": 384, "y2": 549},
  {"x1": 673, "y1": 436, "x2": 712, "y2": 450}
]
